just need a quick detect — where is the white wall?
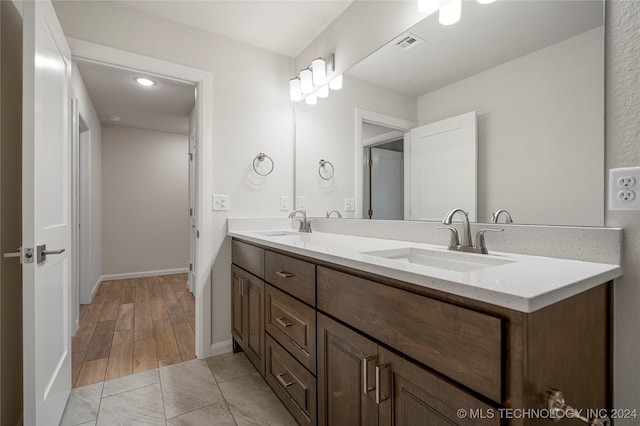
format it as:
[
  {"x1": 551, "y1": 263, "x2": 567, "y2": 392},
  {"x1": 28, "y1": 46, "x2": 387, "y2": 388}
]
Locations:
[
  {"x1": 101, "y1": 126, "x2": 189, "y2": 276},
  {"x1": 70, "y1": 62, "x2": 102, "y2": 303},
  {"x1": 53, "y1": 0, "x2": 294, "y2": 350},
  {"x1": 606, "y1": 1, "x2": 640, "y2": 421},
  {"x1": 417, "y1": 28, "x2": 604, "y2": 225},
  {"x1": 295, "y1": 76, "x2": 416, "y2": 217}
]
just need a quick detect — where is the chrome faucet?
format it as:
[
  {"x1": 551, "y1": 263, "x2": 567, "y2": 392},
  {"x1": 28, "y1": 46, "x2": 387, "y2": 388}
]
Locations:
[
  {"x1": 326, "y1": 210, "x2": 342, "y2": 218},
  {"x1": 491, "y1": 209, "x2": 513, "y2": 224},
  {"x1": 440, "y1": 208, "x2": 503, "y2": 254},
  {"x1": 289, "y1": 210, "x2": 312, "y2": 233}
]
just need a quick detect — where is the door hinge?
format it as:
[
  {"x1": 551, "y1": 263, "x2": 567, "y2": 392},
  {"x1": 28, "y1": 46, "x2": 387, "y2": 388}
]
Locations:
[
  {"x1": 368, "y1": 209, "x2": 373, "y2": 218},
  {"x1": 368, "y1": 159, "x2": 373, "y2": 167},
  {"x1": 196, "y1": 230, "x2": 200, "y2": 238},
  {"x1": 189, "y1": 263, "x2": 193, "y2": 271},
  {"x1": 189, "y1": 153, "x2": 193, "y2": 161},
  {"x1": 189, "y1": 208, "x2": 193, "y2": 216}
]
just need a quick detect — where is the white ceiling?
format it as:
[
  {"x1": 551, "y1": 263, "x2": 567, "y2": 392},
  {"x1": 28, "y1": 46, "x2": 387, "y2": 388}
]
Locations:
[
  {"x1": 348, "y1": 0, "x2": 603, "y2": 97},
  {"x1": 115, "y1": 0, "x2": 353, "y2": 58},
  {"x1": 76, "y1": 61, "x2": 196, "y2": 134}
]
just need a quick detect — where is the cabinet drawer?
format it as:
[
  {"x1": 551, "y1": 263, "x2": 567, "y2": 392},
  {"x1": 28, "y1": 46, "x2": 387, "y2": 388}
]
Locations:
[
  {"x1": 265, "y1": 251, "x2": 316, "y2": 306},
  {"x1": 266, "y1": 284, "x2": 316, "y2": 374},
  {"x1": 266, "y1": 335, "x2": 316, "y2": 426},
  {"x1": 232, "y1": 240, "x2": 264, "y2": 279},
  {"x1": 317, "y1": 267, "x2": 503, "y2": 402}
]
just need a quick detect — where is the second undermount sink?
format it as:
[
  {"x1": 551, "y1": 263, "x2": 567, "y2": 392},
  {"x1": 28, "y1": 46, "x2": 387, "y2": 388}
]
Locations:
[{"x1": 361, "y1": 247, "x2": 515, "y2": 273}]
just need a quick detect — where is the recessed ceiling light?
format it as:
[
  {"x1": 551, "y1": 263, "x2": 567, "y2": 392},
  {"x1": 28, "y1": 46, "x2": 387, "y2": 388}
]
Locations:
[
  {"x1": 134, "y1": 77, "x2": 156, "y2": 87},
  {"x1": 109, "y1": 115, "x2": 121, "y2": 122}
]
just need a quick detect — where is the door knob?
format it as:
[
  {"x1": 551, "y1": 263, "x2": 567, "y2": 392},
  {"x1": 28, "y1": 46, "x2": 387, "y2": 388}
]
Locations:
[{"x1": 37, "y1": 244, "x2": 65, "y2": 264}]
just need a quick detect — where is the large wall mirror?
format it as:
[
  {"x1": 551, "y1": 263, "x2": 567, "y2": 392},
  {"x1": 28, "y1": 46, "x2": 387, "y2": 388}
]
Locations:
[{"x1": 294, "y1": 0, "x2": 604, "y2": 226}]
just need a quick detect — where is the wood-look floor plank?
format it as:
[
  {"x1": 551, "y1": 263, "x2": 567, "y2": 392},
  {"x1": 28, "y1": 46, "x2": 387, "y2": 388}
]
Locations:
[
  {"x1": 73, "y1": 274, "x2": 195, "y2": 388},
  {"x1": 153, "y1": 319, "x2": 181, "y2": 363},
  {"x1": 84, "y1": 331, "x2": 114, "y2": 362},
  {"x1": 105, "y1": 329, "x2": 133, "y2": 381},
  {"x1": 115, "y1": 303, "x2": 134, "y2": 331},
  {"x1": 75, "y1": 358, "x2": 108, "y2": 387},
  {"x1": 173, "y1": 322, "x2": 196, "y2": 361},
  {"x1": 133, "y1": 338, "x2": 158, "y2": 374}
]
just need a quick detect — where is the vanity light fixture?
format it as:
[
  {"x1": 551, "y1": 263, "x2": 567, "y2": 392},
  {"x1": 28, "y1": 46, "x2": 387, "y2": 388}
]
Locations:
[
  {"x1": 420, "y1": 0, "x2": 496, "y2": 26},
  {"x1": 289, "y1": 54, "x2": 341, "y2": 104},
  {"x1": 289, "y1": 77, "x2": 303, "y2": 102},
  {"x1": 300, "y1": 68, "x2": 313, "y2": 94},
  {"x1": 134, "y1": 77, "x2": 156, "y2": 87},
  {"x1": 439, "y1": 0, "x2": 462, "y2": 25}
]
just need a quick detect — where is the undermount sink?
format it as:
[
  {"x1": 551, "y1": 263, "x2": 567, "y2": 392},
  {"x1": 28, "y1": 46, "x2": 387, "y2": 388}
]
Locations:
[
  {"x1": 361, "y1": 247, "x2": 515, "y2": 273},
  {"x1": 253, "y1": 230, "x2": 300, "y2": 237}
]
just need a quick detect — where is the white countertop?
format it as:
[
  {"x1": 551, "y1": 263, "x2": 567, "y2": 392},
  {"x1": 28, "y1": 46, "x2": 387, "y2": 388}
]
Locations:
[{"x1": 228, "y1": 229, "x2": 622, "y2": 313}]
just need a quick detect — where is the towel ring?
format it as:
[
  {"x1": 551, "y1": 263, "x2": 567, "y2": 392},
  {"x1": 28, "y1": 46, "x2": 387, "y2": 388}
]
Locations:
[
  {"x1": 318, "y1": 159, "x2": 334, "y2": 180},
  {"x1": 253, "y1": 153, "x2": 274, "y2": 176}
]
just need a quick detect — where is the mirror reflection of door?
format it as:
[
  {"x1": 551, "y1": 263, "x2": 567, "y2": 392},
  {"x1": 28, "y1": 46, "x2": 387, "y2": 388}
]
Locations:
[{"x1": 363, "y1": 138, "x2": 405, "y2": 220}]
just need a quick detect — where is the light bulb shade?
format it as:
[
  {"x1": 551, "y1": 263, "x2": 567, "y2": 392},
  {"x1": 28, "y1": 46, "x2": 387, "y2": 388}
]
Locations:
[
  {"x1": 329, "y1": 74, "x2": 343, "y2": 91},
  {"x1": 439, "y1": 0, "x2": 461, "y2": 25},
  {"x1": 289, "y1": 78, "x2": 302, "y2": 102},
  {"x1": 312, "y1": 58, "x2": 327, "y2": 86},
  {"x1": 300, "y1": 69, "x2": 313, "y2": 94},
  {"x1": 418, "y1": 0, "x2": 439, "y2": 14},
  {"x1": 317, "y1": 84, "x2": 329, "y2": 98},
  {"x1": 305, "y1": 93, "x2": 318, "y2": 105},
  {"x1": 477, "y1": 0, "x2": 496, "y2": 3}
]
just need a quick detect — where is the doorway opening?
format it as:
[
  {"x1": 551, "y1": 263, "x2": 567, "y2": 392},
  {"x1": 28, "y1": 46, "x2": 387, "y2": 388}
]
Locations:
[{"x1": 71, "y1": 57, "x2": 200, "y2": 387}]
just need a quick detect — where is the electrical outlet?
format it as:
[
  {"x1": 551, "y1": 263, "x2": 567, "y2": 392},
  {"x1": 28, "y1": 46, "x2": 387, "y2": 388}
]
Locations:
[
  {"x1": 212, "y1": 194, "x2": 230, "y2": 211},
  {"x1": 344, "y1": 199, "x2": 355, "y2": 212},
  {"x1": 280, "y1": 196, "x2": 289, "y2": 211},
  {"x1": 609, "y1": 167, "x2": 640, "y2": 210},
  {"x1": 618, "y1": 190, "x2": 636, "y2": 202},
  {"x1": 296, "y1": 196, "x2": 306, "y2": 209}
]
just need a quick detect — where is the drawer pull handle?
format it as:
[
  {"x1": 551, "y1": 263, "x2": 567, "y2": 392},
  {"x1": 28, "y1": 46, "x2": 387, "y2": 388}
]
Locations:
[
  {"x1": 276, "y1": 317, "x2": 294, "y2": 328},
  {"x1": 362, "y1": 356, "x2": 376, "y2": 394},
  {"x1": 276, "y1": 372, "x2": 294, "y2": 388},
  {"x1": 375, "y1": 364, "x2": 390, "y2": 404},
  {"x1": 276, "y1": 271, "x2": 294, "y2": 279}
]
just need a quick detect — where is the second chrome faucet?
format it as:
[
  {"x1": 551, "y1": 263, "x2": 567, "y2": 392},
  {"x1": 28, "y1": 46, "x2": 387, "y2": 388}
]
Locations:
[
  {"x1": 439, "y1": 208, "x2": 502, "y2": 254},
  {"x1": 289, "y1": 209, "x2": 312, "y2": 233}
]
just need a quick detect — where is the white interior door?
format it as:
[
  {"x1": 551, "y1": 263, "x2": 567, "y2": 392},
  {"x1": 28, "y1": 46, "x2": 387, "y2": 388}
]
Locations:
[
  {"x1": 188, "y1": 114, "x2": 197, "y2": 294},
  {"x1": 405, "y1": 111, "x2": 477, "y2": 221},
  {"x1": 23, "y1": 1, "x2": 73, "y2": 424},
  {"x1": 370, "y1": 148, "x2": 403, "y2": 220}
]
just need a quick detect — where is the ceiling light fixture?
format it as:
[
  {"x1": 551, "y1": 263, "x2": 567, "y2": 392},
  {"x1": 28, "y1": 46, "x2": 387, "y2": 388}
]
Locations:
[
  {"x1": 289, "y1": 54, "x2": 341, "y2": 105},
  {"x1": 134, "y1": 77, "x2": 156, "y2": 87}
]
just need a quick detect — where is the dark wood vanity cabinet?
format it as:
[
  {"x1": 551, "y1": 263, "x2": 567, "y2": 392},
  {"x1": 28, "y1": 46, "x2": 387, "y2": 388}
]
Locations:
[
  {"x1": 231, "y1": 264, "x2": 265, "y2": 376},
  {"x1": 231, "y1": 238, "x2": 611, "y2": 426}
]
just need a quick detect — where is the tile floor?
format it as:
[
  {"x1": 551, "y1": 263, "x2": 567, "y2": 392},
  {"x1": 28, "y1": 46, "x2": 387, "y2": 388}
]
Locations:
[{"x1": 60, "y1": 352, "x2": 296, "y2": 426}]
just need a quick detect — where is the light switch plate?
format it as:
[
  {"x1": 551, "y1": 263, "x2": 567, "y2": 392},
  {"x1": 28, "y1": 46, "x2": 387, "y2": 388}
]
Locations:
[
  {"x1": 212, "y1": 194, "x2": 230, "y2": 211},
  {"x1": 280, "y1": 196, "x2": 289, "y2": 211},
  {"x1": 296, "y1": 196, "x2": 306, "y2": 209},
  {"x1": 609, "y1": 167, "x2": 640, "y2": 210}
]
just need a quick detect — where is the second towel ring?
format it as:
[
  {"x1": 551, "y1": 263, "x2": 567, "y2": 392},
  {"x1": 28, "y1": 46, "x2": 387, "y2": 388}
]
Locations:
[
  {"x1": 253, "y1": 153, "x2": 274, "y2": 176},
  {"x1": 318, "y1": 159, "x2": 334, "y2": 180}
]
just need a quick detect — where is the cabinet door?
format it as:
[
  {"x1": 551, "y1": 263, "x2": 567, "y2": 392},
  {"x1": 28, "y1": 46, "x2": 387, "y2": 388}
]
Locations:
[
  {"x1": 231, "y1": 265, "x2": 246, "y2": 348},
  {"x1": 378, "y1": 347, "x2": 499, "y2": 426},
  {"x1": 245, "y1": 273, "x2": 265, "y2": 376},
  {"x1": 317, "y1": 313, "x2": 378, "y2": 426}
]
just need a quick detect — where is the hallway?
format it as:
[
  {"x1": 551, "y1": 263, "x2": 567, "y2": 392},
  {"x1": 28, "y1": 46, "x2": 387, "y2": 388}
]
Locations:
[{"x1": 72, "y1": 274, "x2": 195, "y2": 387}]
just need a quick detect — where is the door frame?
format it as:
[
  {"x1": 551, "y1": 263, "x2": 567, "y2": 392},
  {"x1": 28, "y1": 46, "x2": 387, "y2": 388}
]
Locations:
[
  {"x1": 68, "y1": 38, "x2": 214, "y2": 358},
  {"x1": 354, "y1": 109, "x2": 415, "y2": 219}
]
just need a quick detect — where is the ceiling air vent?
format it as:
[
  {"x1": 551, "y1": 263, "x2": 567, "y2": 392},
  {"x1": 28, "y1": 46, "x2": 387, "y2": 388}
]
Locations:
[{"x1": 394, "y1": 33, "x2": 425, "y2": 50}]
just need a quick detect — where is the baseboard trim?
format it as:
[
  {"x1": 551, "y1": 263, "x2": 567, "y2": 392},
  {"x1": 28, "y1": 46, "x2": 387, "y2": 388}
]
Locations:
[
  {"x1": 210, "y1": 339, "x2": 233, "y2": 357},
  {"x1": 90, "y1": 277, "x2": 101, "y2": 301},
  {"x1": 100, "y1": 268, "x2": 189, "y2": 282}
]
